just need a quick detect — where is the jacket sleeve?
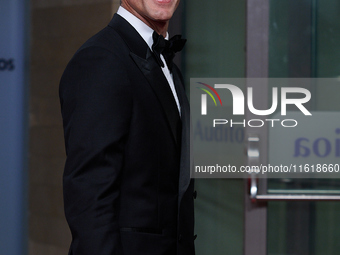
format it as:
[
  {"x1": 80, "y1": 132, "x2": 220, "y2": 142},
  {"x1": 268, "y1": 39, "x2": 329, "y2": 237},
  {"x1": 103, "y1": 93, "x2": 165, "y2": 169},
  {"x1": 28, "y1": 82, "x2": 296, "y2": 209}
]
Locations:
[{"x1": 59, "y1": 46, "x2": 131, "y2": 255}]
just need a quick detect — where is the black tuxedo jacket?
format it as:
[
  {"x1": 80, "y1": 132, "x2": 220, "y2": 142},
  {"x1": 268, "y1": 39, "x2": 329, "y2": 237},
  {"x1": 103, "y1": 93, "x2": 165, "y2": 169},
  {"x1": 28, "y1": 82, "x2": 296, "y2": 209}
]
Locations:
[{"x1": 59, "y1": 14, "x2": 195, "y2": 255}]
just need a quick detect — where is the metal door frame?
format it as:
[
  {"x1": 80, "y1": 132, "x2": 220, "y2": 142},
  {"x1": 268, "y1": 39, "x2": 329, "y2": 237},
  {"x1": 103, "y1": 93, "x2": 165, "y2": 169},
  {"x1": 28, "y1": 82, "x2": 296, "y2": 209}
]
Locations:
[{"x1": 244, "y1": 0, "x2": 269, "y2": 254}]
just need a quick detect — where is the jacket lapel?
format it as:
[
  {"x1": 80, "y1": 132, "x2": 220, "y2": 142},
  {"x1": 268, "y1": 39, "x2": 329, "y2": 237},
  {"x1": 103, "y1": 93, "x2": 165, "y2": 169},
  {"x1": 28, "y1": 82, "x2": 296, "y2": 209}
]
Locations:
[
  {"x1": 109, "y1": 14, "x2": 181, "y2": 146},
  {"x1": 130, "y1": 50, "x2": 182, "y2": 146}
]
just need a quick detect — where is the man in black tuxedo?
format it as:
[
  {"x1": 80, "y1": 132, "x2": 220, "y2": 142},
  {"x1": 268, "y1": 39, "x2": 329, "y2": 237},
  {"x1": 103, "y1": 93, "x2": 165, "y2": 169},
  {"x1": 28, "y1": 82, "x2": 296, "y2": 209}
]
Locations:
[{"x1": 59, "y1": 0, "x2": 195, "y2": 254}]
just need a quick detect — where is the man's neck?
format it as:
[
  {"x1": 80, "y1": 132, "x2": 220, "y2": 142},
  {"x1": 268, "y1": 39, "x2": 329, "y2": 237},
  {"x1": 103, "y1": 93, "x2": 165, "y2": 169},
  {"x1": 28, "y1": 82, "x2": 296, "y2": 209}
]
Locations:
[{"x1": 120, "y1": 3, "x2": 169, "y2": 37}]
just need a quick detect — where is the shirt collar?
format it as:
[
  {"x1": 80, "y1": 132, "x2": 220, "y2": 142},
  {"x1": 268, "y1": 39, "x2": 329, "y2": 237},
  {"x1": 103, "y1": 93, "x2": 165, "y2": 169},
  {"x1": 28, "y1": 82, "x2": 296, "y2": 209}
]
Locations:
[{"x1": 117, "y1": 6, "x2": 169, "y2": 50}]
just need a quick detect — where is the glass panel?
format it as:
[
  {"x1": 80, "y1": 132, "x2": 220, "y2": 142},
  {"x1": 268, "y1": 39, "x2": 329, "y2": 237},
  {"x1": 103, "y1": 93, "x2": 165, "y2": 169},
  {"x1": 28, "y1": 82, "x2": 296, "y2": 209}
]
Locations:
[
  {"x1": 267, "y1": 1, "x2": 340, "y2": 254},
  {"x1": 184, "y1": 0, "x2": 245, "y2": 254}
]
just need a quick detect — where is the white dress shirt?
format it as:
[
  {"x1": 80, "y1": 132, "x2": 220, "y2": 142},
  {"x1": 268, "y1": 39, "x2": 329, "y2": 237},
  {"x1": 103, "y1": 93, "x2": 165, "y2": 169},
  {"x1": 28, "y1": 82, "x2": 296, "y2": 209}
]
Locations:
[{"x1": 117, "y1": 6, "x2": 181, "y2": 115}]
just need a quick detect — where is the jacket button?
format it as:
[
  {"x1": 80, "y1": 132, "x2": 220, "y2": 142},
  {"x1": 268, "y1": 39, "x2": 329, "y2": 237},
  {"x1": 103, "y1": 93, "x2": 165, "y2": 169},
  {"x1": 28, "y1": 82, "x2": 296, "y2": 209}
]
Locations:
[
  {"x1": 193, "y1": 190, "x2": 197, "y2": 199},
  {"x1": 178, "y1": 234, "x2": 183, "y2": 242},
  {"x1": 194, "y1": 234, "x2": 197, "y2": 240}
]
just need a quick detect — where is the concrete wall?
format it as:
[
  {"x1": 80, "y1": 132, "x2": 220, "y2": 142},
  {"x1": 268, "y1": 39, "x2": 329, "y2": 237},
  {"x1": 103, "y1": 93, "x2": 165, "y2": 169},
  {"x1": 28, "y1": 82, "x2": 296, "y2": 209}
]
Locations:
[{"x1": 29, "y1": 0, "x2": 119, "y2": 254}]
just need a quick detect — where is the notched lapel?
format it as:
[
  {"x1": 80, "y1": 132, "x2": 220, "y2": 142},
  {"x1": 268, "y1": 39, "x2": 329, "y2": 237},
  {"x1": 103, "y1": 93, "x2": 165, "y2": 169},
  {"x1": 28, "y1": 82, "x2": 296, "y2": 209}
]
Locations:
[{"x1": 130, "y1": 50, "x2": 181, "y2": 147}]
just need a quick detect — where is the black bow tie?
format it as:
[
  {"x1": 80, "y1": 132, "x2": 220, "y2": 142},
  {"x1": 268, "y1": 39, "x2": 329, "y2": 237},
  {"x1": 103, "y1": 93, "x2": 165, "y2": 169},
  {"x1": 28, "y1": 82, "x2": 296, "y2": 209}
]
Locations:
[{"x1": 152, "y1": 31, "x2": 186, "y2": 71}]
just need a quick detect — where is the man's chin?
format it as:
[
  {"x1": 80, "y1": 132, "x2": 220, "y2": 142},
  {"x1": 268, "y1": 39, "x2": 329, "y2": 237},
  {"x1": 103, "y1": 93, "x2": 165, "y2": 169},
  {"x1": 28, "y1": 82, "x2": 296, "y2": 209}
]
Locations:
[{"x1": 150, "y1": 11, "x2": 175, "y2": 22}]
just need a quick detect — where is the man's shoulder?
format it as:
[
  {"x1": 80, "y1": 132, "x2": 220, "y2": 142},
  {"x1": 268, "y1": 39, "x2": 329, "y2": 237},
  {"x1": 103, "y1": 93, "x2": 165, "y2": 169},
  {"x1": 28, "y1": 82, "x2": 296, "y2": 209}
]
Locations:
[
  {"x1": 77, "y1": 23, "x2": 124, "y2": 55},
  {"x1": 60, "y1": 16, "x2": 130, "y2": 85}
]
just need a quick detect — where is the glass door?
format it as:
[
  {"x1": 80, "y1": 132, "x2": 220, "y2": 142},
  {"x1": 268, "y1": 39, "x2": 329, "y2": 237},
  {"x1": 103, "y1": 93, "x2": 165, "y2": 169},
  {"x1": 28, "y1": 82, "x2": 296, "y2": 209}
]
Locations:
[
  {"x1": 267, "y1": 1, "x2": 340, "y2": 254},
  {"x1": 245, "y1": 0, "x2": 340, "y2": 254},
  {"x1": 183, "y1": 0, "x2": 340, "y2": 254}
]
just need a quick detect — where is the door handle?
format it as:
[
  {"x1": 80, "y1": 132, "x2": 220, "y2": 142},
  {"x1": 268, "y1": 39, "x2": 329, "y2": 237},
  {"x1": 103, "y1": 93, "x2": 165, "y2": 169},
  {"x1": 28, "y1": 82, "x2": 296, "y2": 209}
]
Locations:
[
  {"x1": 246, "y1": 134, "x2": 260, "y2": 201},
  {"x1": 254, "y1": 194, "x2": 340, "y2": 201},
  {"x1": 246, "y1": 135, "x2": 340, "y2": 201}
]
